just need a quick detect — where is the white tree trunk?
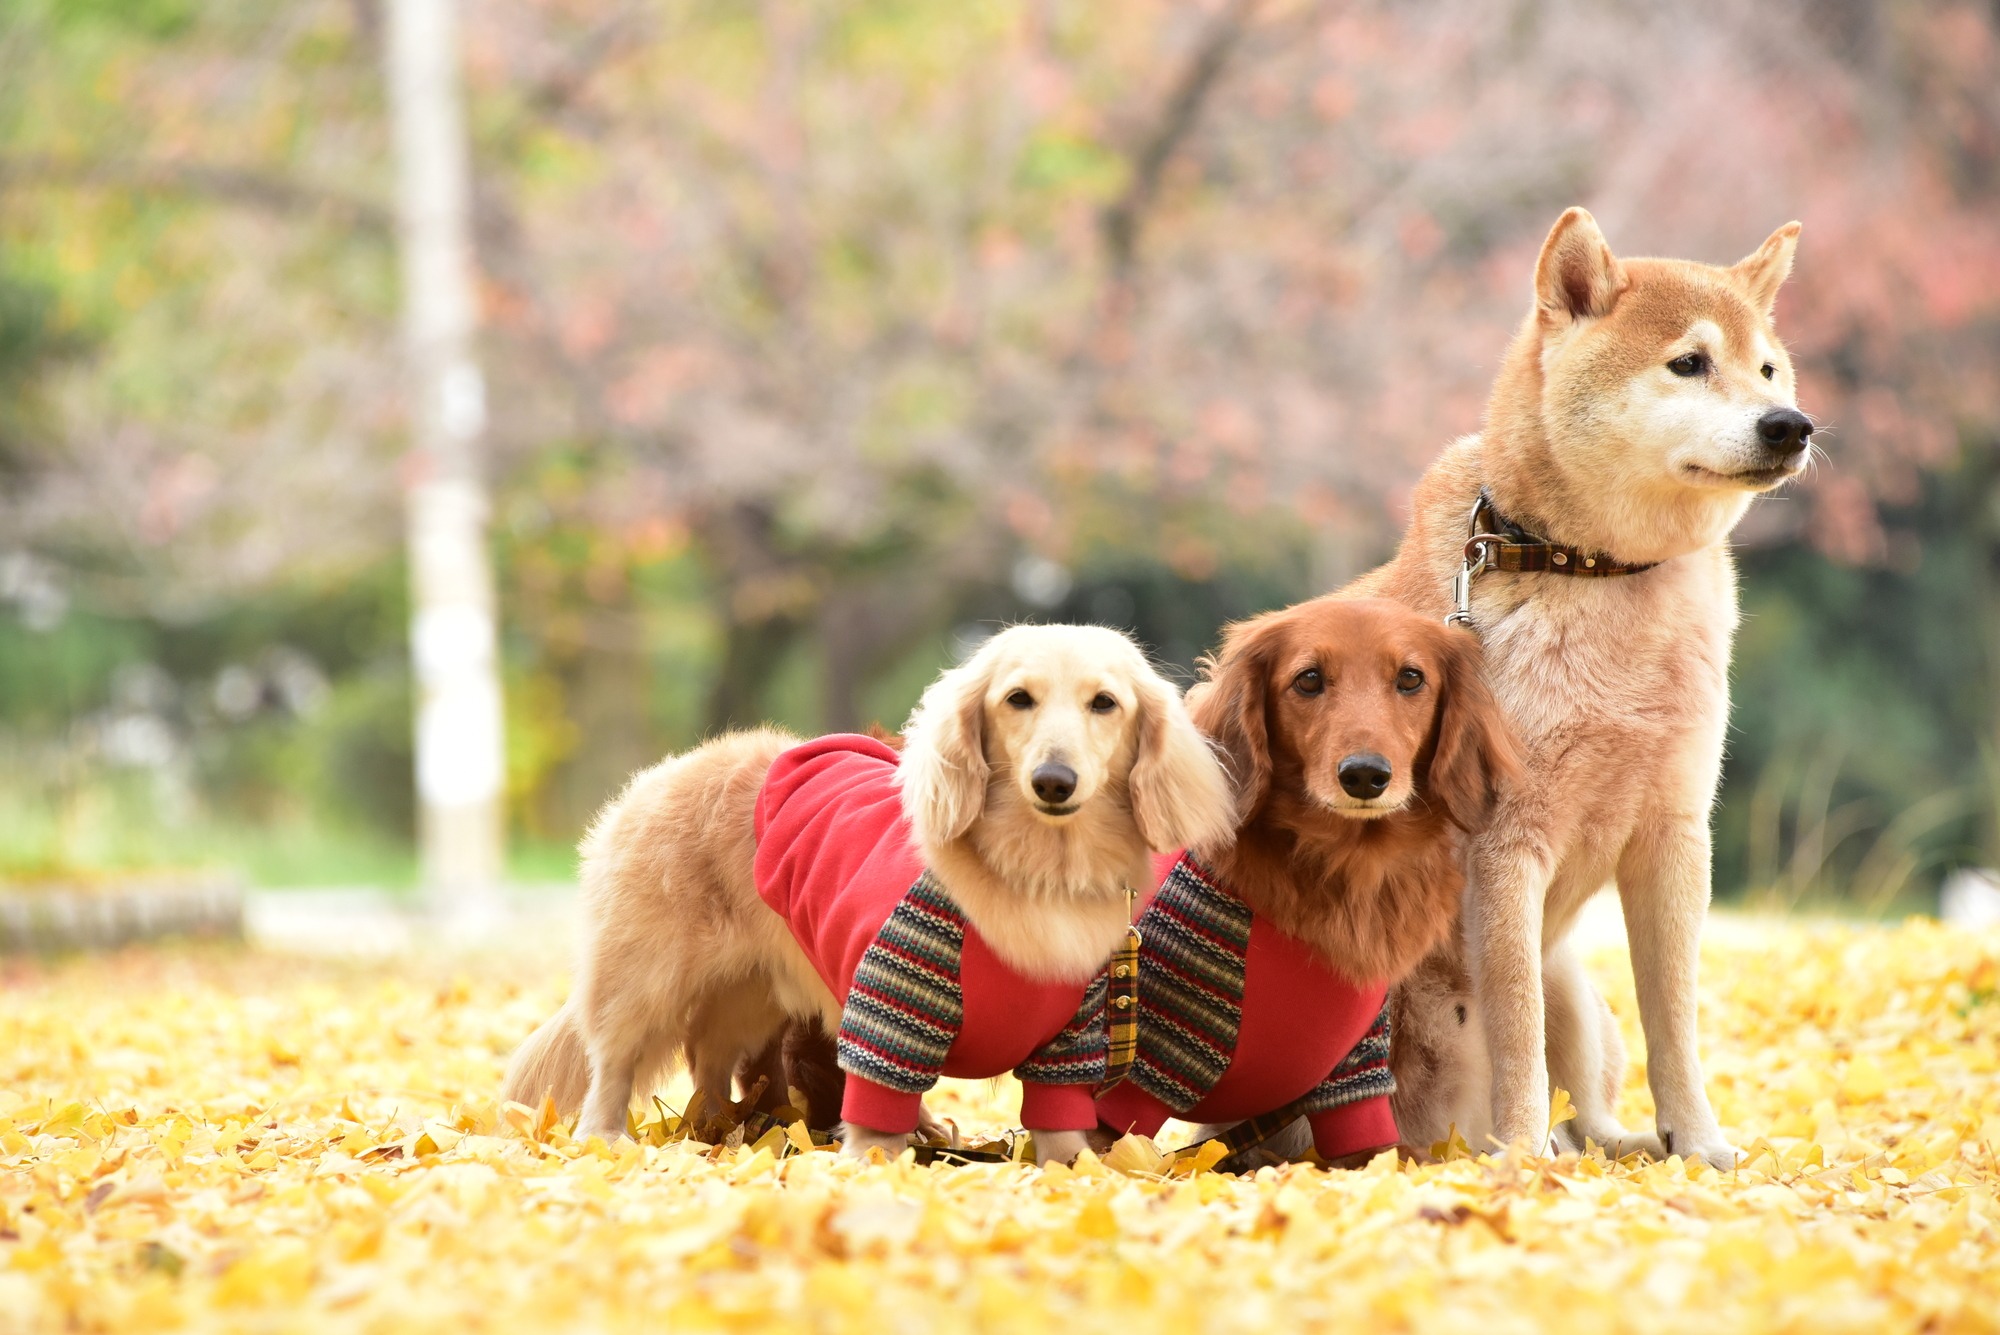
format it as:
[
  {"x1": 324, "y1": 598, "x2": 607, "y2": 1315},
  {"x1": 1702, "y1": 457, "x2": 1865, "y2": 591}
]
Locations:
[{"x1": 385, "y1": 0, "x2": 505, "y2": 917}]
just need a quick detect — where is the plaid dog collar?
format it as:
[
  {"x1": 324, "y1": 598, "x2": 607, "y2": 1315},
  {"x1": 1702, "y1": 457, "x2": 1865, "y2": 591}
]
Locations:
[{"x1": 1446, "y1": 488, "x2": 1656, "y2": 628}]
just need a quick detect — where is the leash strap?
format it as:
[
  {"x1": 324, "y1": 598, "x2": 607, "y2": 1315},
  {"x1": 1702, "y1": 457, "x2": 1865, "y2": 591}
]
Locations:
[
  {"x1": 1099, "y1": 886, "x2": 1142, "y2": 1091},
  {"x1": 1166, "y1": 1098, "x2": 1311, "y2": 1169},
  {"x1": 1446, "y1": 488, "x2": 1657, "y2": 628}
]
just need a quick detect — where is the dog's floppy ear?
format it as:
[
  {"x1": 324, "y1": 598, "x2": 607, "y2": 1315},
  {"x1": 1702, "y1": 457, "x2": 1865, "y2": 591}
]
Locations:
[
  {"x1": 1422, "y1": 629, "x2": 1525, "y2": 832},
  {"x1": 1535, "y1": 207, "x2": 1627, "y2": 325},
  {"x1": 1128, "y1": 670, "x2": 1235, "y2": 854},
  {"x1": 1729, "y1": 221, "x2": 1801, "y2": 318},
  {"x1": 1186, "y1": 617, "x2": 1276, "y2": 827},
  {"x1": 897, "y1": 649, "x2": 993, "y2": 848}
]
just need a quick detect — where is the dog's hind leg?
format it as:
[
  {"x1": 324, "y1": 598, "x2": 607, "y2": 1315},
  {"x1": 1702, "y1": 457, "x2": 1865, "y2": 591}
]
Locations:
[
  {"x1": 1389, "y1": 952, "x2": 1490, "y2": 1153},
  {"x1": 734, "y1": 1033, "x2": 790, "y2": 1115},
  {"x1": 683, "y1": 974, "x2": 789, "y2": 1120},
  {"x1": 780, "y1": 1017, "x2": 845, "y2": 1131},
  {"x1": 572, "y1": 954, "x2": 697, "y2": 1142},
  {"x1": 578, "y1": 1024, "x2": 677, "y2": 1143},
  {"x1": 1544, "y1": 938, "x2": 1661, "y2": 1158}
]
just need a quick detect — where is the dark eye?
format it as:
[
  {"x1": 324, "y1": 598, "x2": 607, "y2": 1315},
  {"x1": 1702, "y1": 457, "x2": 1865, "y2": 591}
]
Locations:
[
  {"x1": 1293, "y1": 668, "x2": 1323, "y2": 697},
  {"x1": 1668, "y1": 353, "x2": 1708, "y2": 377},
  {"x1": 1089, "y1": 692, "x2": 1117, "y2": 713},
  {"x1": 1005, "y1": 689, "x2": 1033, "y2": 710},
  {"x1": 1396, "y1": 667, "x2": 1425, "y2": 694},
  {"x1": 1761, "y1": 363, "x2": 1776, "y2": 380}
]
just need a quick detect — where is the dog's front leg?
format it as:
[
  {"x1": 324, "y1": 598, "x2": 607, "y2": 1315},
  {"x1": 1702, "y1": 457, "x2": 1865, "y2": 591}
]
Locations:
[
  {"x1": 1466, "y1": 839, "x2": 1554, "y2": 1153},
  {"x1": 1618, "y1": 815, "x2": 1736, "y2": 1169}
]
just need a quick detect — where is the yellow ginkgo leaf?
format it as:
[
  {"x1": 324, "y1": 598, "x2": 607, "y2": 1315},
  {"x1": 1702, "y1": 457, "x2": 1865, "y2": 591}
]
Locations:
[
  {"x1": 1549, "y1": 1087, "x2": 1579, "y2": 1135},
  {"x1": 1103, "y1": 1133, "x2": 1166, "y2": 1177}
]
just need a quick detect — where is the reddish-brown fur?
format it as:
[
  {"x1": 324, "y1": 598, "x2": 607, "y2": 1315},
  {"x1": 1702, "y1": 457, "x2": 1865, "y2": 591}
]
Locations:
[{"x1": 1186, "y1": 597, "x2": 1522, "y2": 986}]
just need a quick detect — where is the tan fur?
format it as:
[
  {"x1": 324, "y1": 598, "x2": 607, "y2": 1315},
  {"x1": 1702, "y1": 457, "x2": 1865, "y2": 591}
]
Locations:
[
  {"x1": 500, "y1": 624, "x2": 1233, "y2": 1162},
  {"x1": 1350, "y1": 209, "x2": 1807, "y2": 1167}
]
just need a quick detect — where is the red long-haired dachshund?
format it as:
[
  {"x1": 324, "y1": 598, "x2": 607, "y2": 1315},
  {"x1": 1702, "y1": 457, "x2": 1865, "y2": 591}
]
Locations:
[{"x1": 1186, "y1": 595, "x2": 1522, "y2": 987}]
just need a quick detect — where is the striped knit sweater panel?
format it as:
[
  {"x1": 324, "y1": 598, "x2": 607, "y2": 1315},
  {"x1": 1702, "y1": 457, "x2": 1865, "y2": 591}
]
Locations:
[
  {"x1": 1127, "y1": 854, "x2": 1396, "y2": 1116},
  {"x1": 836, "y1": 871, "x2": 965, "y2": 1093},
  {"x1": 836, "y1": 871, "x2": 1113, "y2": 1095},
  {"x1": 1013, "y1": 972, "x2": 1109, "y2": 1085},
  {"x1": 1298, "y1": 1001, "x2": 1394, "y2": 1111},
  {"x1": 1124, "y1": 855, "x2": 1254, "y2": 1112}
]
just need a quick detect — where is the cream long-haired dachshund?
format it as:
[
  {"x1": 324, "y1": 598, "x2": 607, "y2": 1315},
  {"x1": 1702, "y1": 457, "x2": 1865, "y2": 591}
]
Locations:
[
  {"x1": 502, "y1": 624, "x2": 1234, "y2": 1164},
  {"x1": 1348, "y1": 209, "x2": 1812, "y2": 1168}
]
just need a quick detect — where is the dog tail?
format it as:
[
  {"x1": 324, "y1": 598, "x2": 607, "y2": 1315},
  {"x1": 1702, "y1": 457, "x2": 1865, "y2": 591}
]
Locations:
[{"x1": 501, "y1": 1001, "x2": 593, "y2": 1113}]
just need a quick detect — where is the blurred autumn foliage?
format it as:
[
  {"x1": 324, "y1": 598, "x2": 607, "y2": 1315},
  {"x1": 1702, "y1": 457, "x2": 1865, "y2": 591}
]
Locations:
[{"x1": 1, "y1": 0, "x2": 1998, "y2": 899}]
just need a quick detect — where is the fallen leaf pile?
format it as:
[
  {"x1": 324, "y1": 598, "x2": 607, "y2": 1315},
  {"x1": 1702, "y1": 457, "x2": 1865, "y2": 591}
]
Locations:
[{"x1": 2, "y1": 917, "x2": 1997, "y2": 1332}]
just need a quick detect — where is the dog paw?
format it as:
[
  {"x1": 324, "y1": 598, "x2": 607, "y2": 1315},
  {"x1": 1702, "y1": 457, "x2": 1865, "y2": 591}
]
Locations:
[
  {"x1": 1649, "y1": 1125, "x2": 1740, "y2": 1170},
  {"x1": 1679, "y1": 1137, "x2": 1741, "y2": 1171},
  {"x1": 1566, "y1": 1121, "x2": 1665, "y2": 1160},
  {"x1": 1029, "y1": 1128, "x2": 1090, "y2": 1167},
  {"x1": 914, "y1": 1102, "x2": 957, "y2": 1148},
  {"x1": 836, "y1": 1123, "x2": 909, "y2": 1163}
]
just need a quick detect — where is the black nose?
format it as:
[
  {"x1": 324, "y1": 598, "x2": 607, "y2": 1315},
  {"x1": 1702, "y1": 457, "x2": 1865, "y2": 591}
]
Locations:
[
  {"x1": 1337, "y1": 753, "x2": 1392, "y2": 799},
  {"x1": 1756, "y1": 407, "x2": 1813, "y2": 458},
  {"x1": 1031, "y1": 762, "x2": 1077, "y2": 806}
]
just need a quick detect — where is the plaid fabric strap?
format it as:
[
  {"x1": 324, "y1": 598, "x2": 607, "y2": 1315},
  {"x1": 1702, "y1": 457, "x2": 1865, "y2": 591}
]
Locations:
[
  {"x1": 836, "y1": 871, "x2": 966, "y2": 1094},
  {"x1": 1467, "y1": 488, "x2": 1657, "y2": 578},
  {"x1": 1102, "y1": 911, "x2": 1142, "y2": 1089},
  {"x1": 1168, "y1": 1104, "x2": 1308, "y2": 1166}
]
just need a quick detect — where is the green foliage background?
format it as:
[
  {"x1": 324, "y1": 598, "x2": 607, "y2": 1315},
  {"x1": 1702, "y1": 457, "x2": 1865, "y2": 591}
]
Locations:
[{"x1": 3, "y1": 0, "x2": 1997, "y2": 907}]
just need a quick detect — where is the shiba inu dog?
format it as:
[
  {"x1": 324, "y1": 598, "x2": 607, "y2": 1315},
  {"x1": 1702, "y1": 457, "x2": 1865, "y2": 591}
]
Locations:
[{"x1": 1347, "y1": 208, "x2": 1811, "y2": 1168}]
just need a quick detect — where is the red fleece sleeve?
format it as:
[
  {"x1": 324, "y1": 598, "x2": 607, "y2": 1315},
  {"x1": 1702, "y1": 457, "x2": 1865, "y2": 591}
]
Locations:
[
  {"x1": 1018, "y1": 1081, "x2": 1098, "y2": 1131},
  {"x1": 1308, "y1": 1096, "x2": 1399, "y2": 1163},
  {"x1": 1093, "y1": 1081, "x2": 1173, "y2": 1142},
  {"x1": 840, "y1": 1075, "x2": 923, "y2": 1136}
]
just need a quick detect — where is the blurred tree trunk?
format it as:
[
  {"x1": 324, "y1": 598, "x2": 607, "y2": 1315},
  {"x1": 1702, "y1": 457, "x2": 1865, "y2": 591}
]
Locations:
[
  {"x1": 702, "y1": 502, "x2": 814, "y2": 733},
  {"x1": 386, "y1": 0, "x2": 506, "y2": 914},
  {"x1": 1976, "y1": 438, "x2": 2000, "y2": 864},
  {"x1": 548, "y1": 598, "x2": 655, "y2": 836},
  {"x1": 818, "y1": 583, "x2": 933, "y2": 735}
]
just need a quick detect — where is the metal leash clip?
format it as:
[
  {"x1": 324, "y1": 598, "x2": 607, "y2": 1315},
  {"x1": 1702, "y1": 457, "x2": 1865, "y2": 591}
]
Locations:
[
  {"x1": 1446, "y1": 546, "x2": 1487, "y2": 628},
  {"x1": 1446, "y1": 493, "x2": 1495, "y2": 629}
]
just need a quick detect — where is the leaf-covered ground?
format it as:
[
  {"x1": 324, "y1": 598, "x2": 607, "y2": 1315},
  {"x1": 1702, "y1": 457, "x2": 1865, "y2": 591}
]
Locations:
[{"x1": 2, "y1": 917, "x2": 1997, "y2": 1333}]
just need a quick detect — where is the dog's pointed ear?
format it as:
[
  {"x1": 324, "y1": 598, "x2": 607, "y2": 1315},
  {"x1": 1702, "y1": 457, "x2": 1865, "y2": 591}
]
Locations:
[
  {"x1": 1535, "y1": 207, "x2": 1627, "y2": 325},
  {"x1": 897, "y1": 649, "x2": 993, "y2": 848},
  {"x1": 1424, "y1": 629, "x2": 1525, "y2": 832},
  {"x1": 1729, "y1": 221, "x2": 1801, "y2": 318},
  {"x1": 1186, "y1": 621, "x2": 1274, "y2": 829},
  {"x1": 1129, "y1": 672, "x2": 1235, "y2": 854}
]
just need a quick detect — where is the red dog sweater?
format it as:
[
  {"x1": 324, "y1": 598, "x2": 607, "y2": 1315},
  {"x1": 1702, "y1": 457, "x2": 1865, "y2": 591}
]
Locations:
[
  {"x1": 753, "y1": 734, "x2": 1108, "y2": 1135},
  {"x1": 1094, "y1": 852, "x2": 1399, "y2": 1162}
]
